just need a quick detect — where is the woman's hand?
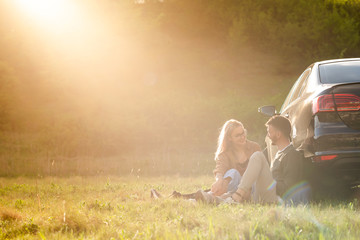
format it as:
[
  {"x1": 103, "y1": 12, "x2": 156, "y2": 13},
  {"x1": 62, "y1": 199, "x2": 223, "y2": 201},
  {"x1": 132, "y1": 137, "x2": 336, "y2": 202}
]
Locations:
[{"x1": 211, "y1": 178, "x2": 230, "y2": 196}]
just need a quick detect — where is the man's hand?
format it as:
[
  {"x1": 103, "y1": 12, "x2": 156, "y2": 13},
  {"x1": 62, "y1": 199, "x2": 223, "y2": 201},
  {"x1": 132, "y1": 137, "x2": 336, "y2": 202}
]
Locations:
[{"x1": 211, "y1": 178, "x2": 230, "y2": 196}]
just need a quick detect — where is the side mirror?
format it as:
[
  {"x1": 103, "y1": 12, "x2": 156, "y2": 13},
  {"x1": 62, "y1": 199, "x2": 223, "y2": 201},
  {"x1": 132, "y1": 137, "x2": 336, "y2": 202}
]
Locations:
[{"x1": 258, "y1": 105, "x2": 277, "y2": 116}]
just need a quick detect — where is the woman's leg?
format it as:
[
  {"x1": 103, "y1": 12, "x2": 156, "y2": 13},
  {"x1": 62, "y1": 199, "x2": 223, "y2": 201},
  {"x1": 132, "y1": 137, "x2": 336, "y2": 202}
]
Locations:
[
  {"x1": 223, "y1": 169, "x2": 241, "y2": 193},
  {"x1": 172, "y1": 169, "x2": 240, "y2": 201},
  {"x1": 237, "y1": 151, "x2": 278, "y2": 203}
]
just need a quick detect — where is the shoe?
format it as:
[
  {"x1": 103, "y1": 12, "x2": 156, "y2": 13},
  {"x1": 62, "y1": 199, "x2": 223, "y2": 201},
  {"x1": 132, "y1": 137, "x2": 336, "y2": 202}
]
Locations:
[
  {"x1": 194, "y1": 190, "x2": 223, "y2": 205},
  {"x1": 169, "y1": 191, "x2": 182, "y2": 198},
  {"x1": 220, "y1": 192, "x2": 232, "y2": 199},
  {"x1": 231, "y1": 188, "x2": 250, "y2": 203},
  {"x1": 150, "y1": 189, "x2": 162, "y2": 199},
  {"x1": 194, "y1": 190, "x2": 207, "y2": 202}
]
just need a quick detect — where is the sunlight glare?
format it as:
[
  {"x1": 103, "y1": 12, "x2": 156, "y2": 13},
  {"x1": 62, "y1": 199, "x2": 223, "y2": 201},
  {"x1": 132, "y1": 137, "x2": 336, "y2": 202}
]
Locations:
[{"x1": 14, "y1": 0, "x2": 76, "y2": 28}]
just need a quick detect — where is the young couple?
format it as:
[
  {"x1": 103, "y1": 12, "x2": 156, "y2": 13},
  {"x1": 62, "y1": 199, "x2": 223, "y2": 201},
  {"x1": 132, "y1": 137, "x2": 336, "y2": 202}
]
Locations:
[{"x1": 203, "y1": 115, "x2": 309, "y2": 205}]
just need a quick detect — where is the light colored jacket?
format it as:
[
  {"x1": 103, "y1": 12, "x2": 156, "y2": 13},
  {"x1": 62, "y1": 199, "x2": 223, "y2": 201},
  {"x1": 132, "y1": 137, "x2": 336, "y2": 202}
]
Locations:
[{"x1": 213, "y1": 140, "x2": 261, "y2": 177}]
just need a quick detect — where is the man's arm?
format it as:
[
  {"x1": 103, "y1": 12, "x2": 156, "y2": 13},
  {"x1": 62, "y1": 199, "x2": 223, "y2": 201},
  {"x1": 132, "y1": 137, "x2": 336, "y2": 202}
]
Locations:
[{"x1": 275, "y1": 150, "x2": 304, "y2": 197}]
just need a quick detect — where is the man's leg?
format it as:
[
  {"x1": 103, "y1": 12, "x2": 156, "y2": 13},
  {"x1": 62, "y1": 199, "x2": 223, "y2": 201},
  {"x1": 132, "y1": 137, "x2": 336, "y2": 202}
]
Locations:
[
  {"x1": 237, "y1": 151, "x2": 278, "y2": 203},
  {"x1": 283, "y1": 181, "x2": 311, "y2": 206}
]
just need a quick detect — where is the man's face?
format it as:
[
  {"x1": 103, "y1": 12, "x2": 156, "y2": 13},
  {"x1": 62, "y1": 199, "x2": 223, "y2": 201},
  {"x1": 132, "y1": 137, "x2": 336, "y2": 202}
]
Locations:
[
  {"x1": 229, "y1": 126, "x2": 247, "y2": 148},
  {"x1": 267, "y1": 125, "x2": 281, "y2": 145}
]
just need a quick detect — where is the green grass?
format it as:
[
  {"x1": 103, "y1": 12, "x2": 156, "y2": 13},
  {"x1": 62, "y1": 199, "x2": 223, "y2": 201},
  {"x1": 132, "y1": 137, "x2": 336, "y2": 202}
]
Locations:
[{"x1": 0, "y1": 176, "x2": 359, "y2": 239}]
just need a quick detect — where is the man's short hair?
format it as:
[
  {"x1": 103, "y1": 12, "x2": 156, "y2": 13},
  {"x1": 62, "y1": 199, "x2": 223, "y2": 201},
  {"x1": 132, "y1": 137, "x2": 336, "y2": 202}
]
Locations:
[{"x1": 266, "y1": 115, "x2": 291, "y2": 140}]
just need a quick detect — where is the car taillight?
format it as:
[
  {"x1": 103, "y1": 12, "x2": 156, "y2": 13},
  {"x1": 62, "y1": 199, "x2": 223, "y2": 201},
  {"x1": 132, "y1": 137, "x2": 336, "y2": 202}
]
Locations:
[
  {"x1": 312, "y1": 94, "x2": 360, "y2": 114},
  {"x1": 312, "y1": 155, "x2": 337, "y2": 162}
]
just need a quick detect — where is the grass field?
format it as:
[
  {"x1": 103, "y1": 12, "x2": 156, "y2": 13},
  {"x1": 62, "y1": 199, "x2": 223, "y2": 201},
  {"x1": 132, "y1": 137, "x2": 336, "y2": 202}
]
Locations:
[{"x1": 0, "y1": 176, "x2": 359, "y2": 239}]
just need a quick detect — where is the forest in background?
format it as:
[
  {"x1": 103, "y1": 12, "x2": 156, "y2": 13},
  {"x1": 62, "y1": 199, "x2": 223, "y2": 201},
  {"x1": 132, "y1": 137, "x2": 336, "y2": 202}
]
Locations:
[{"x1": 0, "y1": 0, "x2": 360, "y2": 176}]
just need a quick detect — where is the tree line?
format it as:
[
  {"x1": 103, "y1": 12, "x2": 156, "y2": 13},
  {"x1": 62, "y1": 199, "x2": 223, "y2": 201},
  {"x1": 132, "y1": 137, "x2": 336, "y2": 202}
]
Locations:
[{"x1": 0, "y1": 0, "x2": 359, "y2": 176}]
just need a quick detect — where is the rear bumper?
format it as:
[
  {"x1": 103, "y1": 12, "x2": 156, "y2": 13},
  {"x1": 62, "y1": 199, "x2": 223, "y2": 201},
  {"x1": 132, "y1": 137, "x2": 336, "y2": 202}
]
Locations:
[
  {"x1": 313, "y1": 115, "x2": 360, "y2": 152},
  {"x1": 311, "y1": 151, "x2": 360, "y2": 186}
]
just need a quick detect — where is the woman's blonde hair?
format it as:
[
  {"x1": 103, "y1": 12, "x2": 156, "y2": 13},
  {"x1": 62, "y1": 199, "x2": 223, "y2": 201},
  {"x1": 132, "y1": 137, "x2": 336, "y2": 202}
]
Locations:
[{"x1": 215, "y1": 119, "x2": 245, "y2": 159}]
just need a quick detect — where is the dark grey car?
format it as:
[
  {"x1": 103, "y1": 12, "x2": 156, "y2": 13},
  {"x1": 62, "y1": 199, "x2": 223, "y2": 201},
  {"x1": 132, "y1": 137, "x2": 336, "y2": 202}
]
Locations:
[{"x1": 260, "y1": 58, "x2": 360, "y2": 187}]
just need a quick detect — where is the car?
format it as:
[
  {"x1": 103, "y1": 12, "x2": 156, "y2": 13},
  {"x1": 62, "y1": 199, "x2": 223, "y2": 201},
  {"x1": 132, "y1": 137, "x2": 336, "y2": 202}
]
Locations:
[{"x1": 259, "y1": 58, "x2": 360, "y2": 188}]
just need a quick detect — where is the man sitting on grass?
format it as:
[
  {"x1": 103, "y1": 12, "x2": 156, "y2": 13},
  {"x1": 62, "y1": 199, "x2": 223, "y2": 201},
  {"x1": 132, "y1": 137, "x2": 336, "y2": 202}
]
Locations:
[{"x1": 229, "y1": 115, "x2": 310, "y2": 204}]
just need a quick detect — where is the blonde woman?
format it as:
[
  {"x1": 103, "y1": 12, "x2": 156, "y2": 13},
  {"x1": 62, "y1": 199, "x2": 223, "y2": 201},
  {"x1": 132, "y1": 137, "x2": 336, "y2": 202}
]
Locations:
[
  {"x1": 211, "y1": 119, "x2": 261, "y2": 196},
  {"x1": 151, "y1": 119, "x2": 261, "y2": 201}
]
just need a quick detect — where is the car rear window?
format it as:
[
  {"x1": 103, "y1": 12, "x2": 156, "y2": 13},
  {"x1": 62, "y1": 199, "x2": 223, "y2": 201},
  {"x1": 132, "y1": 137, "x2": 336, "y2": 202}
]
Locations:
[{"x1": 319, "y1": 61, "x2": 360, "y2": 84}]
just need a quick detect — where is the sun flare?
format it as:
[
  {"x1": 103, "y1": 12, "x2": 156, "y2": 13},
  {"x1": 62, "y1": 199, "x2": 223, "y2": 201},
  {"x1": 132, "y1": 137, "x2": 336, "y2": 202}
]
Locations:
[{"x1": 14, "y1": 0, "x2": 76, "y2": 26}]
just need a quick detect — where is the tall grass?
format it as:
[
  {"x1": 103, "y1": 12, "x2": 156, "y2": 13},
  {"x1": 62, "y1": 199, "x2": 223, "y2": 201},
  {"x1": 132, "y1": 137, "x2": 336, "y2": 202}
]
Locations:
[{"x1": 0, "y1": 176, "x2": 359, "y2": 239}]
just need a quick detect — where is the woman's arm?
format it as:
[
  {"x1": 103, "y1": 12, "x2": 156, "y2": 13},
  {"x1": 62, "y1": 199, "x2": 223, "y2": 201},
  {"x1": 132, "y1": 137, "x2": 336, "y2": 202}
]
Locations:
[{"x1": 212, "y1": 154, "x2": 231, "y2": 195}]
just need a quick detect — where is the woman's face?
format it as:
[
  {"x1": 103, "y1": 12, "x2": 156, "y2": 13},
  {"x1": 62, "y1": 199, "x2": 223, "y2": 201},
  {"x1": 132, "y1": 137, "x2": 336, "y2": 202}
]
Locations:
[{"x1": 229, "y1": 126, "x2": 247, "y2": 148}]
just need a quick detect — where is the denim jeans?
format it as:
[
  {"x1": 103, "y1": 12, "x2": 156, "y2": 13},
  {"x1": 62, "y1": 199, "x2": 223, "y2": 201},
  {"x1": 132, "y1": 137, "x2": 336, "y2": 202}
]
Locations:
[
  {"x1": 223, "y1": 168, "x2": 241, "y2": 193},
  {"x1": 281, "y1": 181, "x2": 311, "y2": 206}
]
